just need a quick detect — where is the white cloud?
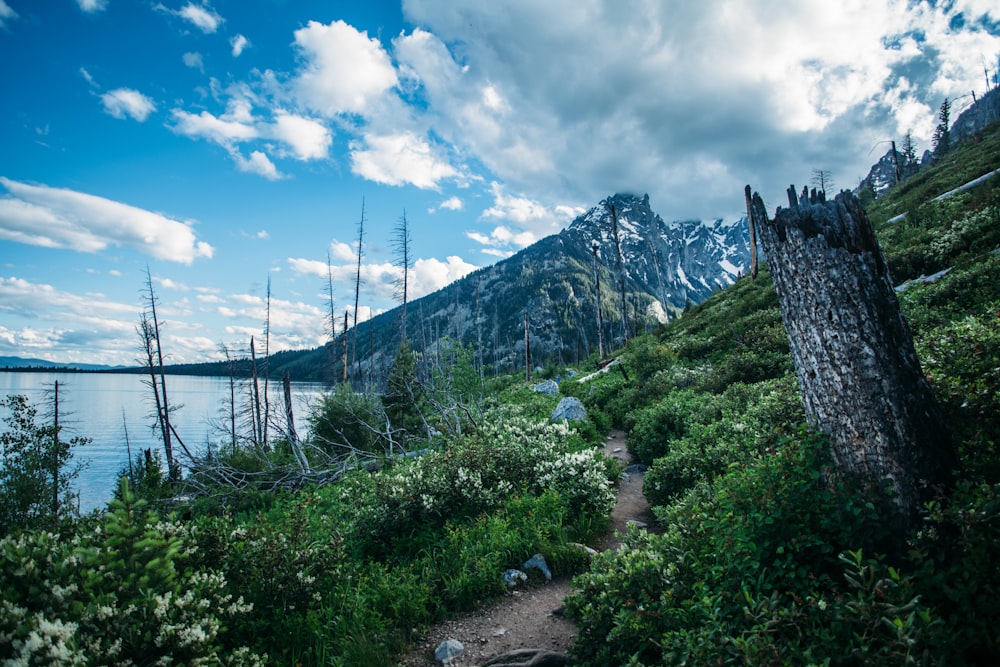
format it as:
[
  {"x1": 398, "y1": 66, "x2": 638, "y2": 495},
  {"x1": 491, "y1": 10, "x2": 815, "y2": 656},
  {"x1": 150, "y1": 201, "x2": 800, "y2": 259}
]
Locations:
[
  {"x1": 182, "y1": 51, "x2": 204, "y2": 72},
  {"x1": 269, "y1": 112, "x2": 331, "y2": 161},
  {"x1": 329, "y1": 240, "x2": 357, "y2": 262},
  {"x1": 76, "y1": 0, "x2": 108, "y2": 13},
  {"x1": 350, "y1": 132, "x2": 458, "y2": 189},
  {"x1": 292, "y1": 19, "x2": 398, "y2": 116},
  {"x1": 0, "y1": 178, "x2": 214, "y2": 264},
  {"x1": 399, "y1": 0, "x2": 1000, "y2": 219},
  {"x1": 170, "y1": 108, "x2": 258, "y2": 145},
  {"x1": 230, "y1": 34, "x2": 249, "y2": 57},
  {"x1": 411, "y1": 256, "x2": 477, "y2": 299},
  {"x1": 439, "y1": 196, "x2": 463, "y2": 211},
  {"x1": 176, "y1": 1, "x2": 223, "y2": 33},
  {"x1": 0, "y1": 1, "x2": 17, "y2": 29},
  {"x1": 0, "y1": 276, "x2": 135, "y2": 319},
  {"x1": 233, "y1": 150, "x2": 282, "y2": 180},
  {"x1": 101, "y1": 88, "x2": 156, "y2": 122},
  {"x1": 79, "y1": 67, "x2": 97, "y2": 86}
]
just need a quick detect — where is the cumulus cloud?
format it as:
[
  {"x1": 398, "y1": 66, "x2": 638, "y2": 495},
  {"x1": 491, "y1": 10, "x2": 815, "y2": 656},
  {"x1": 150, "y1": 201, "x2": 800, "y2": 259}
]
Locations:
[
  {"x1": 101, "y1": 88, "x2": 156, "y2": 122},
  {"x1": 350, "y1": 132, "x2": 458, "y2": 189},
  {"x1": 232, "y1": 150, "x2": 282, "y2": 180},
  {"x1": 269, "y1": 112, "x2": 332, "y2": 160},
  {"x1": 0, "y1": 178, "x2": 214, "y2": 263},
  {"x1": 76, "y1": 0, "x2": 108, "y2": 13},
  {"x1": 436, "y1": 196, "x2": 463, "y2": 212},
  {"x1": 170, "y1": 88, "x2": 331, "y2": 175},
  {"x1": 411, "y1": 256, "x2": 477, "y2": 298},
  {"x1": 468, "y1": 183, "x2": 582, "y2": 253},
  {"x1": 292, "y1": 19, "x2": 399, "y2": 116},
  {"x1": 400, "y1": 0, "x2": 1000, "y2": 218},
  {"x1": 230, "y1": 34, "x2": 249, "y2": 57}
]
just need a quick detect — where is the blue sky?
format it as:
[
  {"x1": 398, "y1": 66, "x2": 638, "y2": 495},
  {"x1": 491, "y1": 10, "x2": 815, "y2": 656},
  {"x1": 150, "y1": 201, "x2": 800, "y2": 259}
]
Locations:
[{"x1": 1, "y1": 0, "x2": 998, "y2": 366}]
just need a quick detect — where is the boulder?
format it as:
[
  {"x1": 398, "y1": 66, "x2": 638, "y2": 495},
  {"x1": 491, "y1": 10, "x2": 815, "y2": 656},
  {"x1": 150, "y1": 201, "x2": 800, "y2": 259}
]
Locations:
[
  {"x1": 522, "y1": 553, "x2": 552, "y2": 581},
  {"x1": 435, "y1": 638, "x2": 465, "y2": 665},
  {"x1": 550, "y1": 397, "x2": 586, "y2": 422},
  {"x1": 503, "y1": 569, "x2": 528, "y2": 589},
  {"x1": 533, "y1": 379, "x2": 559, "y2": 395}
]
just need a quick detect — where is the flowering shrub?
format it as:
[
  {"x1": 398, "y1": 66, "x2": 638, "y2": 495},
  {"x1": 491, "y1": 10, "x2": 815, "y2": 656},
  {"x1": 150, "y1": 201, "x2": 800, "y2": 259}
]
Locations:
[
  {"x1": 0, "y1": 479, "x2": 263, "y2": 666},
  {"x1": 338, "y1": 412, "x2": 616, "y2": 554}
]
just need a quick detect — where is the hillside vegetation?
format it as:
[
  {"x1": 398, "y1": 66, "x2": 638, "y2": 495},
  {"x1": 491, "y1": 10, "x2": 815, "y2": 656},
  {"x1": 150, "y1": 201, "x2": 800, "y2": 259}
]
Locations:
[
  {"x1": 561, "y1": 119, "x2": 1000, "y2": 665},
  {"x1": 1, "y1": 120, "x2": 998, "y2": 665}
]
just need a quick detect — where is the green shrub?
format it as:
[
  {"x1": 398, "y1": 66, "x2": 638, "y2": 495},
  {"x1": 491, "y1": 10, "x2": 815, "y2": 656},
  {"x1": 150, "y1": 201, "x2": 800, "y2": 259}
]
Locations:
[
  {"x1": 627, "y1": 388, "x2": 719, "y2": 464},
  {"x1": 567, "y1": 428, "x2": 903, "y2": 666},
  {"x1": 0, "y1": 479, "x2": 263, "y2": 666},
  {"x1": 1, "y1": 395, "x2": 88, "y2": 535}
]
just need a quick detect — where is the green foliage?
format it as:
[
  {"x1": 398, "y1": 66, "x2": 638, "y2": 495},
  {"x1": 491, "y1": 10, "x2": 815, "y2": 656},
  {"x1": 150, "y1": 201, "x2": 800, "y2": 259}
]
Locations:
[
  {"x1": 0, "y1": 479, "x2": 263, "y2": 666},
  {"x1": 906, "y1": 481, "x2": 1000, "y2": 665},
  {"x1": 382, "y1": 341, "x2": 426, "y2": 449},
  {"x1": 566, "y1": 430, "x2": 915, "y2": 666},
  {"x1": 308, "y1": 383, "x2": 386, "y2": 456},
  {"x1": 0, "y1": 394, "x2": 88, "y2": 535},
  {"x1": 116, "y1": 448, "x2": 172, "y2": 504}
]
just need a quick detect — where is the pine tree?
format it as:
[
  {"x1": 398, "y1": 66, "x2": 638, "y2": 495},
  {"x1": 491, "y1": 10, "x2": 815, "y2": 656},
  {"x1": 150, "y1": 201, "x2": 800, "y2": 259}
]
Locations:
[{"x1": 932, "y1": 98, "x2": 951, "y2": 156}]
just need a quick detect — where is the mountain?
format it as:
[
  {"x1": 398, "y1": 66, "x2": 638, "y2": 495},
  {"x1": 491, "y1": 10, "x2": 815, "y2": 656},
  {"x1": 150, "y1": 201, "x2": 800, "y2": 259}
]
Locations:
[
  {"x1": 289, "y1": 193, "x2": 751, "y2": 383},
  {"x1": 147, "y1": 193, "x2": 751, "y2": 383}
]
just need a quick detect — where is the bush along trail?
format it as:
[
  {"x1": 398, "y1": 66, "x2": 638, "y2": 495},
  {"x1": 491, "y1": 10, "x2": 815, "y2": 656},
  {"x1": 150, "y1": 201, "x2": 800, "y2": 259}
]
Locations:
[{"x1": 397, "y1": 428, "x2": 657, "y2": 667}]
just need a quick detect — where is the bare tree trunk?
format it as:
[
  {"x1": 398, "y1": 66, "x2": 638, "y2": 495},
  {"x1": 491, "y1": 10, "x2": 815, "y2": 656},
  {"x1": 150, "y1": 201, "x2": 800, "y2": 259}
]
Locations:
[
  {"x1": 262, "y1": 276, "x2": 271, "y2": 445},
  {"x1": 353, "y1": 199, "x2": 366, "y2": 384},
  {"x1": 342, "y1": 310, "x2": 349, "y2": 384},
  {"x1": 250, "y1": 336, "x2": 264, "y2": 449},
  {"x1": 283, "y1": 372, "x2": 308, "y2": 471},
  {"x1": 52, "y1": 380, "x2": 59, "y2": 524},
  {"x1": 524, "y1": 312, "x2": 531, "y2": 382},
  {"x1": 143, "y1": 267, "x2": 179, "y2": 480},
  {"x1": 393, "y1": 210, "x2": 412, "y2": 346},
  {"x1": 746, "y1": 184, "x2": 956, "y2": 533}
]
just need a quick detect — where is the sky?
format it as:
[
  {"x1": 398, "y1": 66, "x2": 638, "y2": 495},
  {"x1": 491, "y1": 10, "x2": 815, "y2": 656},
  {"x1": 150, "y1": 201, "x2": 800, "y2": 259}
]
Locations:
[{"x1": 1, "y1": 0, "x2": 998, "y2": 367}]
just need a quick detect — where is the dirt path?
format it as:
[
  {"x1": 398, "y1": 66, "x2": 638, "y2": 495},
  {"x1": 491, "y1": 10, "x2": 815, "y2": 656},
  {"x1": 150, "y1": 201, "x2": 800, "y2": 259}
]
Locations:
[{"x1": 396, "y1": 429, "x2": 652, "y2": 666}]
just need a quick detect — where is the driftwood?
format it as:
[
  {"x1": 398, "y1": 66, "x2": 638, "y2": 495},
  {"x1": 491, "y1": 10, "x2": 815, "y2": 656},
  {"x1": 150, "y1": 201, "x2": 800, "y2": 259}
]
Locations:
[{"x1": 746, "y1": 184, "x2": 956, "y2": 532}]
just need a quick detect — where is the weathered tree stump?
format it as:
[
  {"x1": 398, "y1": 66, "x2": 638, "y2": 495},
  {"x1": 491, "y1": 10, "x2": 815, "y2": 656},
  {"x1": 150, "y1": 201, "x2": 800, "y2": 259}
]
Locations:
[{"x1": 746, "y1": 184, "x2": 956, "y2": 532}]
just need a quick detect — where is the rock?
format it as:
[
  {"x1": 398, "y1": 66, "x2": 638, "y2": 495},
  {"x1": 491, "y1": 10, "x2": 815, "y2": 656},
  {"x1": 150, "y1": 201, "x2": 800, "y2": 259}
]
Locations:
[
  {"x1": 624, "y1": 463, "x2": 648, "y2": 473},
  {"x1": 612, "y1": 447, "x2": 622, "y2": 453},
  {"x1": 503, "y1": 569, "x2": 528, "y2": 588},
  {"x1": 522, "y1": 553, "x2": 552, "y2": 581},
  {"x1": 568, "y1": 542, "x2": 599, "y2": 557},
  {"x1": 565, "y1": 370, "x2": 578, "y2": 378},
  {"x1": 626, "y1": 519, "x2": 649, "y2": 529},
  {"x1": 435, "y1": 638, "x2": 465, "y2": 665},
  {"x1": 533, "y1": 379, "x2": 560, "y2": 395},
  {"x1": 550, "y1": 397, "x2": 586, "y2": 422}
]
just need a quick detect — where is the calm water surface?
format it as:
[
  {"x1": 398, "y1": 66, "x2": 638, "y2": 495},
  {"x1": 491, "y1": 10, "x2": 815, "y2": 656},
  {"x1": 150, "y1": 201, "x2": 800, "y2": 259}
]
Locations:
[{"x1": 0, "y1": 371, "x2": 327, "y2": 512}]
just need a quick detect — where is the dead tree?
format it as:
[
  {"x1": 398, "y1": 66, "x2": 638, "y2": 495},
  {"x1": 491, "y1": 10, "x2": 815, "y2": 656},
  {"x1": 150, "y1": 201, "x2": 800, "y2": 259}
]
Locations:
[
  {"x1": 746, "y1": 183, "x2": 956, "y2": 534},
  {"x1": 139, "y1": 271, "x2": 179, "y2": 481},
  {"x1": 353, "y1": 199, "x2": 366, "y2": 384}
]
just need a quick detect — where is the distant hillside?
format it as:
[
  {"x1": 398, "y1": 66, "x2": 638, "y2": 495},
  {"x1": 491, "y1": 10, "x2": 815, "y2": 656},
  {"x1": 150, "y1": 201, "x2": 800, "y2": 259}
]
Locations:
[{"x1": 0, "y1": 356, "x2": 118, "y2": 372}]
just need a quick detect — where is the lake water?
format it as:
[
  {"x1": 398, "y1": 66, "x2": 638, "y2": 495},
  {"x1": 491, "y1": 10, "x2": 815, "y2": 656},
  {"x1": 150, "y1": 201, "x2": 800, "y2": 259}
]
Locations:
[{"x1": 0, "y1": 371, "x2": 328, "y2": 512}]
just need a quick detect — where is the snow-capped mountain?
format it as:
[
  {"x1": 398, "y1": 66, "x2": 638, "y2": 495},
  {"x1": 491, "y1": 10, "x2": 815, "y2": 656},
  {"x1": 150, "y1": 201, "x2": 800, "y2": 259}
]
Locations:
[
  {"x1": 562, "y1": 193, "x2": 751, "y2": 315},
  {"x1": 324, "y1": 193, "x2": 752, "y2": 380}
]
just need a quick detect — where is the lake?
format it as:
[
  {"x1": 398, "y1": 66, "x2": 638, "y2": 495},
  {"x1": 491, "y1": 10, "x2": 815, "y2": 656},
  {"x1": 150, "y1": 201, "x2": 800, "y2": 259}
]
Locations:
[{"x1": 0, "y1": 371, "x2": 328, "y2": 512}]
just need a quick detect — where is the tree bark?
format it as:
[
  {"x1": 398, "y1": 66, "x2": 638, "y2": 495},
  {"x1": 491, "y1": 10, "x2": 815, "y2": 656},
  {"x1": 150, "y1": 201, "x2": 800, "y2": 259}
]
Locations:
[{"x1": 746, "y1": 184, "x2": 955, "y2": 531}]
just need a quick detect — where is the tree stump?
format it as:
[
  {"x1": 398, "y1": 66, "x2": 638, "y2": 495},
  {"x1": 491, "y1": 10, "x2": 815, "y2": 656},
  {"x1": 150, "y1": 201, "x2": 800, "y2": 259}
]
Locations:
[{"x1": 746, "y1": 184, "x2": 955, "y2": 532}]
